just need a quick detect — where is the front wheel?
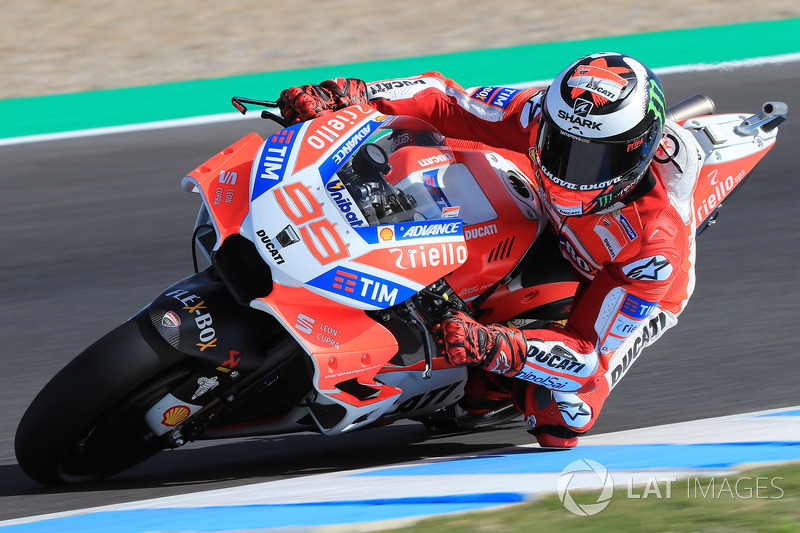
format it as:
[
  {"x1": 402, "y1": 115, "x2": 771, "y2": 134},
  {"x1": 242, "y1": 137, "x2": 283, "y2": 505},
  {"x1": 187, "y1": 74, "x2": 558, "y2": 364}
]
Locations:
[{"x1": 15, "y1": 319, "x2": 187, "y2": 485}]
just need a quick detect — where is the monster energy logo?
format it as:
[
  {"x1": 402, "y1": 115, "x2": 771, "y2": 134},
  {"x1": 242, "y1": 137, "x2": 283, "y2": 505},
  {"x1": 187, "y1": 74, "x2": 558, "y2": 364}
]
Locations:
[
  {"x1": 597, "y1": 193, "x2": 613, "y2": 207},
  {"x1": 648, "y1": 81, "x2": 666, "y2": 126}
]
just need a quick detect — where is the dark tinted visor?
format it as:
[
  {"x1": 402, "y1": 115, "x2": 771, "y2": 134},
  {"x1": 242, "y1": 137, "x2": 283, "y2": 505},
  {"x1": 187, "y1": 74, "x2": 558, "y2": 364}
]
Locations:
[{"x1": 537, "y1": 120, "x2": 658, "y2": 190}]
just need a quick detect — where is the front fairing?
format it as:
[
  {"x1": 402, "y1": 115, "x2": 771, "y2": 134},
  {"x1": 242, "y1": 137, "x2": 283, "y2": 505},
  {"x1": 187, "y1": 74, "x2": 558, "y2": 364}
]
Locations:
[{"x1": 243, "y1": 105, "x2": 468, "y2": 311}]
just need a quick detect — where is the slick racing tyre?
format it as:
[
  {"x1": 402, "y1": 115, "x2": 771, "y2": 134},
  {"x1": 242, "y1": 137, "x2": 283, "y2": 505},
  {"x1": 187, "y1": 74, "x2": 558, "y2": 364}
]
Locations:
[{"x1": 15, "y1": 318, "x2": 188, "y2": 485}]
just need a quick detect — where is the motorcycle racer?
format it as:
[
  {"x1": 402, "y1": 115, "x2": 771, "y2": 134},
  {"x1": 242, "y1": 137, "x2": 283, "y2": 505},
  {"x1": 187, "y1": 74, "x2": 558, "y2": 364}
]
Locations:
[{"x1": 276, "y1": 52, "x2": 703, "y2": 448}]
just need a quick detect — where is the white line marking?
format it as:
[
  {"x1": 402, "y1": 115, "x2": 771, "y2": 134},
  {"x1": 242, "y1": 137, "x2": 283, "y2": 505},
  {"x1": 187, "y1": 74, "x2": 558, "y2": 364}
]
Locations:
[
  {"x1": 1, "y1": 53, "x2": 798, "y2": 147},
  {"x1": 2, "y1": 404, "x2": 797, "y2": 528},
  {"x1": 508, "y1": 52, "x2": 800, "y2": 89}
]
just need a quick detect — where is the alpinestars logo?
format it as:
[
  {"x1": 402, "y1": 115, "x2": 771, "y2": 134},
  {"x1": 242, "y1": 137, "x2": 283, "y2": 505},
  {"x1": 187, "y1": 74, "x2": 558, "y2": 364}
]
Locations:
[
  {"x1": 557, "y1": 399, "x2": 592, "y2": 427},
  {"x1": 487, "y1": 350, "x2": 512, "y2": 374},
  {"x1": 622, "y1": 255, "x2": 673, "y2": 281}
]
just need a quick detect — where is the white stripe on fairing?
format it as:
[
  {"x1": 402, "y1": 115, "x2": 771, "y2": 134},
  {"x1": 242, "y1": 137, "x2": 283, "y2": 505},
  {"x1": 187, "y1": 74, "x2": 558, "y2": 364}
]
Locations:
[{"x1": 1, "y1": 53, "x2": 798, "y2": 147}]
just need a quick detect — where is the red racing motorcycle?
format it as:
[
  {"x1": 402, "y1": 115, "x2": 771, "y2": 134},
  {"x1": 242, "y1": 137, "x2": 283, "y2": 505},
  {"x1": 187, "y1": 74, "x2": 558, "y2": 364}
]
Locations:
[{"x1": 14, "y1": 94, "x2": 786, "y2": 485}]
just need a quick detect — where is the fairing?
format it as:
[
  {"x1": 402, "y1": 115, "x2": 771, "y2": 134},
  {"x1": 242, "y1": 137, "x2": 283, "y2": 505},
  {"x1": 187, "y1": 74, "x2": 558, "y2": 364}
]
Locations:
[
  {"x1": 679, "y1": 112, "x2": 779, "y2": 233},
  {"x1": 176, "y1": 106, "x2": 587, "y2": 434}
]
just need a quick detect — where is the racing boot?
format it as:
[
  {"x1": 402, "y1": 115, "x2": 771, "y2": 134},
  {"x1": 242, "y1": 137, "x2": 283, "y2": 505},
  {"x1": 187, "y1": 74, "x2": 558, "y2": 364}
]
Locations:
[
  {"x1": 513, "y1": 378, "x2": 609, "y2": 448},
  {"x1": 455, "y1": 369, "x2": 520, "y2": 429}
]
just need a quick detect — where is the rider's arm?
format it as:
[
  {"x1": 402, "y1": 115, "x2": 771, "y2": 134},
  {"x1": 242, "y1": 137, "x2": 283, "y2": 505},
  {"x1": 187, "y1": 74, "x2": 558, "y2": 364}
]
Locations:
[
  {"x1": 276, "y1": 73, "x2": 539, "y2": 154},
  {"x1": 366, "y1": 72, "x2": 539, "y2": 155}
]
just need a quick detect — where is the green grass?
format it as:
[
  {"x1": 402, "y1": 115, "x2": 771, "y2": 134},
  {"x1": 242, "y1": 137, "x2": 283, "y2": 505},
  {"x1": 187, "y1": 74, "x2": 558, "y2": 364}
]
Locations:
[{"x1": 387, "y1": 463, "x2": 800, "y2": 532}]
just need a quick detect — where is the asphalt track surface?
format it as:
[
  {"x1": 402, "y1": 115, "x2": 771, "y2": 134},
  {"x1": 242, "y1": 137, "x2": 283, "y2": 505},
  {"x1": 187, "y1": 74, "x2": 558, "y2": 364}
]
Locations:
[{"x1": 1, "y1": 61, "x2": 798, "y2": 521}]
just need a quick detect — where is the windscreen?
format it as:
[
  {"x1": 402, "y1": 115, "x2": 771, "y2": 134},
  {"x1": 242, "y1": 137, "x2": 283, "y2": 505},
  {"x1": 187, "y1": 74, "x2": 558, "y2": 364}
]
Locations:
[{"x1": 328, "y1": 116, "x2": 460, "y2": 226}]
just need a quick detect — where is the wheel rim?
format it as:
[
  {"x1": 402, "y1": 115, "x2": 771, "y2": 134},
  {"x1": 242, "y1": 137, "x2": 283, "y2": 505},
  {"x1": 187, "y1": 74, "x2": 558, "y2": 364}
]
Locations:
[{"x1": 56, "y1": 366, "x2": 194, "y2": 483}]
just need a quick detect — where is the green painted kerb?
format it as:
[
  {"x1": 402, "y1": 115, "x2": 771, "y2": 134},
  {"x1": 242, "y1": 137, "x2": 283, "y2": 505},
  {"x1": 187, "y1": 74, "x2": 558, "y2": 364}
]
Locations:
[{"x1": 2, "y1": 18, "x2": 798, "y2": 139}]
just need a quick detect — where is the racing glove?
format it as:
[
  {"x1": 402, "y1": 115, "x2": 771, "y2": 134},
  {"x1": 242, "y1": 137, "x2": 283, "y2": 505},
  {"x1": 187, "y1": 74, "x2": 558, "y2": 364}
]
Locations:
[
  {"x1": 435, "y1": 312, "x2": 527, "y2": 377},
  {"x1": 277, "y1": 78, "x2": 369, "y2": 124},
  {"x1": 320, "y1": 78, "x2": 369, "y2": 108}
]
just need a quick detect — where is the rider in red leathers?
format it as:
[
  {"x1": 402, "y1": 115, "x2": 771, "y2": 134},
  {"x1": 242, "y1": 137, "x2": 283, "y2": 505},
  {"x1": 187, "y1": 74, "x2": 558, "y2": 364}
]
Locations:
[{"x1": 276, "y1": 52, "x2": 702, "y2": 448}]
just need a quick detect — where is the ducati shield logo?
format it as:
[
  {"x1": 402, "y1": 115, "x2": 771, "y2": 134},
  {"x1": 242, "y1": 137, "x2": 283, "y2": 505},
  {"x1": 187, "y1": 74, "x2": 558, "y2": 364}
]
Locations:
[
  {"x1": 566, "y1": 58, "x2": 632, "y2": 106},
  {"x1": 162, "y1": 311, "x2": 181, "y2": 328}
]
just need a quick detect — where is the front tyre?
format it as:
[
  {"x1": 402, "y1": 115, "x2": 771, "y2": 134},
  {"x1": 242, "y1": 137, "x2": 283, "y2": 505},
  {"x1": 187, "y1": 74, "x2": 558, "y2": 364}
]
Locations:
[{"x1": 15, "y1": 318, "x2": 187, "y2": 485}]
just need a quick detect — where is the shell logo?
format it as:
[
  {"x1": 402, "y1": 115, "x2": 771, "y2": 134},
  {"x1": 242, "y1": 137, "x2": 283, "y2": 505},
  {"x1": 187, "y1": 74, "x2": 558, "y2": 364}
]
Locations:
[
  {"x1": 378, "y1": 227, "x2": 394, "y2": 242},
  {"x1": 161, "y1": 405, "x2": 191, "y2": 427}
]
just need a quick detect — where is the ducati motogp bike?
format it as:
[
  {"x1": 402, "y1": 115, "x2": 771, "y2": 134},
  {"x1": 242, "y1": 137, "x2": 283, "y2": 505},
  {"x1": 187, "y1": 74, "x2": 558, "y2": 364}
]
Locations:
[{"x1": 14, "y1": 93, "x2": 787, "y2": 485}]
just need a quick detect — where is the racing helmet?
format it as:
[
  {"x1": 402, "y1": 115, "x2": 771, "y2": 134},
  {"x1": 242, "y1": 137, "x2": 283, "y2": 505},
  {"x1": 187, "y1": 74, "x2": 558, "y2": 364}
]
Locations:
[{"x1": 533, "y1": 52, "x2": 666, "y2": 216}]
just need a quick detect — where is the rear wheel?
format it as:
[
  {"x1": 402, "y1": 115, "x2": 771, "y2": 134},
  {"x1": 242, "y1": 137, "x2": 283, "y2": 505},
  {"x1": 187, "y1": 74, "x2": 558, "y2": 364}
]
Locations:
[{"x1": 15, "y1": 319, "x2": 187, "y2": 485}]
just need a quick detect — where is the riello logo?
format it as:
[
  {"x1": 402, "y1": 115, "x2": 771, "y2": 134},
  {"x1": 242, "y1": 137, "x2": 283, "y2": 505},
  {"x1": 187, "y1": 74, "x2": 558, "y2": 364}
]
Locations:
[
  {"x1": 295, "y1": 105, "x2": 377, "y2": 172},
  {"x1": 388, "y1": 243, "x2": 467, "y2": 270}
]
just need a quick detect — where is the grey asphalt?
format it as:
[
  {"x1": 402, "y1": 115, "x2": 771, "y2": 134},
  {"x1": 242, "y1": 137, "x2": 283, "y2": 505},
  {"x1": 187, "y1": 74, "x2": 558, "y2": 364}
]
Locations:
[{"x1": 0, "y1": 61, "x2": 798, "y2": 521}]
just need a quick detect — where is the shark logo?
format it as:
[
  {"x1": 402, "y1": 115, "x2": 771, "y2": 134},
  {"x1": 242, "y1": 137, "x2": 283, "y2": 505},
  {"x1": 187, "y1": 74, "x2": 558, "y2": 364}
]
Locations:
[{"x1": 573, "y1": 98, "x2": 594, "y2": 117}]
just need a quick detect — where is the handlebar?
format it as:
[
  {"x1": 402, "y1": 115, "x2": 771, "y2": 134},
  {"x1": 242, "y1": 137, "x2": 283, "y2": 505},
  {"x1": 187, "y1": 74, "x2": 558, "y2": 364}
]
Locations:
[
  {"x1": 231, "y1": 96, "x2": 289, "y2": 127},
  {"x1": 240, "y1": 92, "x2": 720, "y2": 131}
]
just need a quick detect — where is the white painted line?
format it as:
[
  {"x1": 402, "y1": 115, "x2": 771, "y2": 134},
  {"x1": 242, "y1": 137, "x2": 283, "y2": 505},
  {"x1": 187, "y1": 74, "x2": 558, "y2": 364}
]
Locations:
[
  {"x1": 508, "y1": 52, "x2": 800, "y2": 89},
  {"x1": 0, "y1": 111, "x2": 262, "y2": 147},
  {"x1": 1, "y1": 53, "x2": 798, "y2": 148},
  {"x1": 1, "y1": 404, "x2": 797, "y2": 529}
]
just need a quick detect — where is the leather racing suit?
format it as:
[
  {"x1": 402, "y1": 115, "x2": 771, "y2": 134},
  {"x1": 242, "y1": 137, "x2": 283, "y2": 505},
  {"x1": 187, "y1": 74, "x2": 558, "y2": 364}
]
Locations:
[{"x1": 364, "y1": 72, "x2": 702, "y2": 446}]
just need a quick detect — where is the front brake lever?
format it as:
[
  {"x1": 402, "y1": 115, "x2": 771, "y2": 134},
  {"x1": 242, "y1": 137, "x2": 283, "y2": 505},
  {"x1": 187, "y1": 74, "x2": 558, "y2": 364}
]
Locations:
[{"x1": 231, "y1": 96, "x2": 289, "y2": 128}]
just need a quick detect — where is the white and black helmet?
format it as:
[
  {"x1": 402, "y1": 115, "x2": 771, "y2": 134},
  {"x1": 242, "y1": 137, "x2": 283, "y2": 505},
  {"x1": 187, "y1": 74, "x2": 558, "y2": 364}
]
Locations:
[{"x1": 533, "y1": 52, "x2": 666, "y2": 216}]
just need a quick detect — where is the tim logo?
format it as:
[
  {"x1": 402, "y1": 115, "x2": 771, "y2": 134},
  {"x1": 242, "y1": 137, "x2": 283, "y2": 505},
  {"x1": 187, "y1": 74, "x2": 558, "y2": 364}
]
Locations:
[
  {"x1": 470, "y1": 86, "x2": 520, "y2": 109},
  {"x1": 251, "y1": 128, "x2": 296, "y2": 201},
  {"x1": 619, "y1": 293, "x2": 657, "y2": 320},
  {"x1": 332, "y1": 269, "x2": 358, "y2": 293},
  {"x1": 307, "y1": 266, "x2": 416, "y2": 308},
  {"x1": 573, "y1": 98, "x2": 594, "y2": 117}
]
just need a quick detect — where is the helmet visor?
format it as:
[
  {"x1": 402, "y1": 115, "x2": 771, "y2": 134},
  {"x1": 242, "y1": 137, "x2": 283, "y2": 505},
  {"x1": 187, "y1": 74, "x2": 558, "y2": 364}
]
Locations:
[{"x1": 536, "y1": 119, "x2": 658, "y2": 190}]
